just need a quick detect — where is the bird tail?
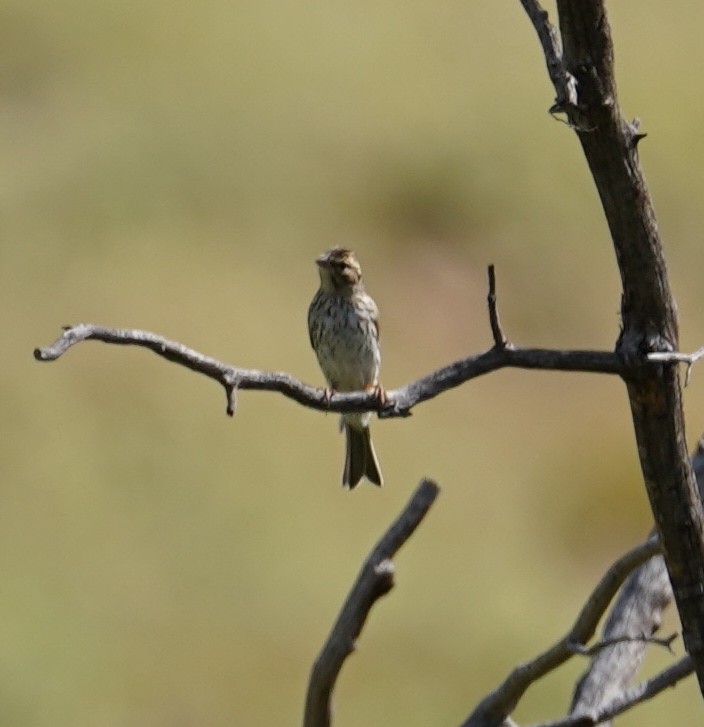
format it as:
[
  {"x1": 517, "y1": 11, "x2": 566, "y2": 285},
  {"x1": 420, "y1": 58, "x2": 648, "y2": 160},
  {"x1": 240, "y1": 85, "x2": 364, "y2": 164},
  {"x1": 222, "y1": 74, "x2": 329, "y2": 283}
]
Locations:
[{"x1": 343, "y1": 423, "x2": 383, "y2": 489}]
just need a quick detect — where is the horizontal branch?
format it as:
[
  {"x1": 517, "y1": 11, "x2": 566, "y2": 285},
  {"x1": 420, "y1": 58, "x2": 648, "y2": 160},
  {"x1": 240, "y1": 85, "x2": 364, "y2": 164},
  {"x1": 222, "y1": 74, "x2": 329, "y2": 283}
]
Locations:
[
  {"x1": 303, "y1": 478, "x2": 440, "y2": 727},
  {"x1": 34, "y1": 322, "x2": 622, "y2": 419}
]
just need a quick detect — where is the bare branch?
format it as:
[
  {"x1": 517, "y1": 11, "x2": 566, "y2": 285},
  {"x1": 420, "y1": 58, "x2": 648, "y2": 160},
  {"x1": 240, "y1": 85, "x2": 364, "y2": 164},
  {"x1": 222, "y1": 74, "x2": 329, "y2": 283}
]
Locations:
[
  {"x1": 34, "y1": 322, "x2": 335, "y2": 417},
  {"x1": 530, "y1": 656, "x2": 694, "y2": 727},
  {"x1": 569, "y1": 538, "x2": 662, "y2": 645},
  {"x1": 34, "y1": 321, "x2": 625, "y2": 419},
  {"x1": 35, "y1": 263, "x2": 629, "y2": 426},
  {"x1": 568, "y1": 546, "x2": 673, "y2": 724},
  {"x1": 460, "y1": 537, "x2": 660, "y2": 727},
  {"x1": 303, "y1": 478, "x2": 440, "y2": 727}
]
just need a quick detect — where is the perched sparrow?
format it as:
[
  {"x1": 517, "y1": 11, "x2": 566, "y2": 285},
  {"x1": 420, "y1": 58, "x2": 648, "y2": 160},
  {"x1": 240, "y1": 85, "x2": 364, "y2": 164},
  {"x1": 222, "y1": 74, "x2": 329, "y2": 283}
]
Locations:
[{"x1": 308, "y1": 247, "x2": 384, "y2": 488}]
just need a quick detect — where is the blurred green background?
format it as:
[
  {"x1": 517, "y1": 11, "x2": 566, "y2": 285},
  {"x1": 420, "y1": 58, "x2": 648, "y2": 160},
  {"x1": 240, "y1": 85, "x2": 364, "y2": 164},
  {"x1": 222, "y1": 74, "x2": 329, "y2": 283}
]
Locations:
[{"x1": 3, "y1": 0, "x2": 703, "y2": 724}]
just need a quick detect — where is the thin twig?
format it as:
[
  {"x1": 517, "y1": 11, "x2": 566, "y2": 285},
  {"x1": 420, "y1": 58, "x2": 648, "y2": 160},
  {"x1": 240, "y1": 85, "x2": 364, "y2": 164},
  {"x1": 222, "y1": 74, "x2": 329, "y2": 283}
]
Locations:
[
  {"x1": 459, "y1": 537, "x2": 661, "y2": 727},
  {"x1": 487, "y1": 265, "x2": 511, "y2": 349},
  {"x1": 568, "y1": 632, "x2": 678, "y2": 657},
  {"x1": 303, "y1": 478, "x2": 440, "y2": 727},
  {"x1": 647, "y1": 347, "x2": 704, "y2": 386}
]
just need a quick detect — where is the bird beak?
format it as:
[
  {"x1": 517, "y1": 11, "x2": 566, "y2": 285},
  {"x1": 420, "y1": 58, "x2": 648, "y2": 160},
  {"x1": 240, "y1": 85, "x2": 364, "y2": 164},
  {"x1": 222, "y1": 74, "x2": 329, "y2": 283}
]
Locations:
[{"x1": 315, "y1": 254, "x2": 329, "y2": 269}]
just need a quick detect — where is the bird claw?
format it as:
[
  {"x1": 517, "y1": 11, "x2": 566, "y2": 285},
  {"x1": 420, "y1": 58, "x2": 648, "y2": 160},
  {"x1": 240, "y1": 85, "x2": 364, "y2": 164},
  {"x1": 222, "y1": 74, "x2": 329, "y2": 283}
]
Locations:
[
  {"x1": 322, "y1": 387, "x2": 336, "y2": 408},
  {"x1": 367, "y1": 384, "x2": 387, "y2": 409}
]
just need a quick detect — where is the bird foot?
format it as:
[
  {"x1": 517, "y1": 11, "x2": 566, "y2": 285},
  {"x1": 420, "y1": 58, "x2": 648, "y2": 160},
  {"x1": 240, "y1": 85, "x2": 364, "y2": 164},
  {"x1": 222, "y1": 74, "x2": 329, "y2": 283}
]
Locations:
[{"x1": 367, "y1": 384, "x2": 387, "y2": 409}]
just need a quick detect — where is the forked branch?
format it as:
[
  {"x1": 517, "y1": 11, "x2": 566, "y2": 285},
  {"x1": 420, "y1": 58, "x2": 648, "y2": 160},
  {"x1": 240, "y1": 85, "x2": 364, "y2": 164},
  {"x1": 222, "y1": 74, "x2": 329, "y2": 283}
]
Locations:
[
  {"x1": 457, "y1": 444, "x2": 704, "y2": 724},
  {"x1": 34, "y1": 267, "x2": 633, "y2": 419},
  {"x1": 461, "y1": 537, "x2": 661, "y2": 727}
]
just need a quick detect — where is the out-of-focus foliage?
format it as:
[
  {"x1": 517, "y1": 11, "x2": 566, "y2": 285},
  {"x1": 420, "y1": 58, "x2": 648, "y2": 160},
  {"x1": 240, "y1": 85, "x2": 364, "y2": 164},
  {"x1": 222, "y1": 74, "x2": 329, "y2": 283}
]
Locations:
[{"x1": 3, "y1": 1, "x2": 703, "y2": 724}]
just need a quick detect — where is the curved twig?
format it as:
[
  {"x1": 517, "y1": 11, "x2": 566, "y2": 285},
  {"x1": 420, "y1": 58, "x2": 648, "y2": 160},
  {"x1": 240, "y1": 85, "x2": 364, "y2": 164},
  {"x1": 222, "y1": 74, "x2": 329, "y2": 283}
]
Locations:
[{"x1": 303, "y1": 478, "x2": 440, "y2": 727}]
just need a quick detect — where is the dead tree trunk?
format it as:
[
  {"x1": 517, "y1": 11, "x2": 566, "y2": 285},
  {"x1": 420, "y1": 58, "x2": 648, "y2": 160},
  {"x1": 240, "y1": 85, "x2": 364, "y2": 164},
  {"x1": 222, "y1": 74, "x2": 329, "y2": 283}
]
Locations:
[{"x1": 523, "y1": 0, "x2": 704, "y2": 695}]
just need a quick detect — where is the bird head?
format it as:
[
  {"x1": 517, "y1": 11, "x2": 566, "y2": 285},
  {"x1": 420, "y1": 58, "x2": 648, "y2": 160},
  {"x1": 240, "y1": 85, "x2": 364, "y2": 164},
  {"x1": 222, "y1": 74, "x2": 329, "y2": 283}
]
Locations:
[{"x1": 315, "y1": 247, "x2": 364, "y2": 293}]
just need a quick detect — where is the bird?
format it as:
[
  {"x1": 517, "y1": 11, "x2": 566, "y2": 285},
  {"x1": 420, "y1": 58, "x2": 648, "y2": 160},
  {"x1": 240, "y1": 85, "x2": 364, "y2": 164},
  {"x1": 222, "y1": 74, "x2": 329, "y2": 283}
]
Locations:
[{"x1": 308, "y1": 247, "x2": 384, "y2": 488}]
